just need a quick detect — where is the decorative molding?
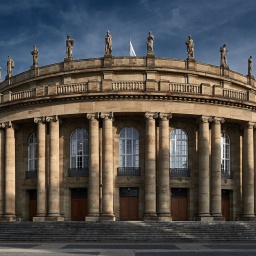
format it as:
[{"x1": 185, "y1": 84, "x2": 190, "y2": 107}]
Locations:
[
  {"x1": 199, "y1": 115, "x2": 212, "y2": 123},
  {"x1": 0, "y1": 121, "x2": 17, "y2": 129}
]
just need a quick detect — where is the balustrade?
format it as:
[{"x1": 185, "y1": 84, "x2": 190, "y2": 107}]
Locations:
[
  {"x1": 169, "y1": 83, "x2": 201, "y2": 94},
  {"x1": 57, "y1": 83, "x2": 88, "y2": 94},
  {"x1": 112, "y1": 81, "x2": 145, "y2": 91},
  {"x1": 11, "y1": 88, "x2": 36, "y2": 101},
  {"x1": 223, "y1": 89, "x2": 247, "y2": 101}
]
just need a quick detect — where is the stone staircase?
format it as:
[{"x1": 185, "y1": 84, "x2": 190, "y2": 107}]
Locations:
[{"x1": 0, "y1": 221, "x2": 256, "y2": 242}]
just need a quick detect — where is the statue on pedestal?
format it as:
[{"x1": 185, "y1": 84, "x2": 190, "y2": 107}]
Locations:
[
  {"x1": 6, "y1": 55, "x2": 14, "y2": 79},
  {"x1": 248, "y1": 56, "x2": 253, "y2": 77},
  {"x1": 105, "y1": 31, "x2": 112, "y2": 55},
  {"x1": 147, "y1": 31, "x2": 154, "y2": 55},
  {"x1": 220, "y1": 44, "x2": 228, "y2": 67},
  {"x1": 31, "y1": 45, "x2": 39, "y2": 67},
  {"x1": 185, "y1": 35, "x2": 194, "y2": 60},
  {"x1": 66, "y1": 34, "x2": 74, "y2": 59}
]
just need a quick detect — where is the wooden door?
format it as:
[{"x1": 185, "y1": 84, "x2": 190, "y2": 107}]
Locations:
[
  {"x1": 120, "y1": 188, "x2": 139, "y2": 221},
  {"x1": 222, "y1": 190, "x2": 231, "y2": 221},
  {"x1": 171, "y1": 188, "x2": 188, "y2": 221},
  {"x1": 71, "y1": 188, "x2": 87, "y2": 221},
  {"x1": 28, "y1": 190, "x2": 37, "y2": 221}
]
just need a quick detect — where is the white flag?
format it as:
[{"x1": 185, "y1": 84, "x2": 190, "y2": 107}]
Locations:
[{"x1": 130, "y1": 39, "x2": 136, "y2": 56}]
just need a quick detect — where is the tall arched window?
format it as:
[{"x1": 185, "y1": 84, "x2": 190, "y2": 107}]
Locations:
[
  {"x1": 170, "y1": 129, "x2": 189, "y2": 176},
  {"x1": 221, "y1": 132, "x2": 231, "y2": 178},
  {"x1": 119, "y1": 127, "x2": 139, "y2": 175},
  {"x1": 28, "y1": 132, "x2": 38, "y2": 172},
  {"x1": 70, "y1": 128, "x2": 89, "y2": 174}
]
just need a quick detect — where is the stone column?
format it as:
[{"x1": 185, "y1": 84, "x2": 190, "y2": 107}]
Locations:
[
  {"x1": 144, "y1": 112, "x2": 158, "y2": 220},
  {"x1": 210, "y1": 117, "x2": 224, "y2": 220},
  {"x1": 86, "y1": 113, "x2": 100, "y2": 221},
  {"x1": 33, "y1": 117, "x2": 47, "y2": 221},
  {"x1": 4, "y1": 121, "x2": 16, "y2": 221},
  {"x1": 46, "y1": 115, "x2": 63, "y2": 221},
  {"x1": 0, "y1": 128, "x2": 4, "y2": 217},
  {"x1": 100, "y1": 112, "x2": 115, "y2": 220},
  {"x1": 197, "y1": 116, "x2": 213, "y2": 221},
  {"x1": 157, "y1": 113, "x2": 172, "y2": 221},
  {"x1": 242, "y1": 122, "x2": 255, "y2": 219}
]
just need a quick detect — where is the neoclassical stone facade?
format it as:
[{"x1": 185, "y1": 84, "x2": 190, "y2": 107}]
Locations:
[{"x1": 0, "y1": 38, "x2": 256, "y2": 222}]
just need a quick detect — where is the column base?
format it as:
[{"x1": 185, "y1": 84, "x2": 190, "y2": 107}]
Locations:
[
  {"x1": 86, "y1": 215, "x2": 100, "y2": 221},
  {"x1": 33, "y1": 216, "x2": 47, "y2": 222},
  {"x1": 195, "y1": 216, "x2": 213, "y2": 222},
  {"x1": 45, "y1": 216, "x2": 64, "y2": 221},
  {"x1": 100, "y1": 214, "x2": 115, "y2": 221},
  {"x1": 0, "y1": 215, "x2": 16, "y2": 222},
  {"x1": 240, "y1": 215, "x2": 256, "y2": 221},
  {"x1": 144, "y1": 212, "x2": 158, "y2": 221}
]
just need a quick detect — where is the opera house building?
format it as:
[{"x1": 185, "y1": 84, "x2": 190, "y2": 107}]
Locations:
[{"x1": 0, "y1": 32, "x2": 255, "y2": 222}]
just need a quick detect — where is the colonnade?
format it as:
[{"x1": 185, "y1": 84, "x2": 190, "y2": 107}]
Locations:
[{"x1": 0, "y1": 113, "x2": 255, "y2": 221}]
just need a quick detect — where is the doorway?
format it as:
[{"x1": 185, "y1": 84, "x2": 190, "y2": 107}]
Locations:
[
  {"x1": 28, "y1": 189, "x2": 37, "y2": 221},
  {"x1": 119, "y1": 187, "x2": 139, "y2": 221},
  {"x1": 171, "y1": 188, "x2": 188, "y2": 221},
  {"x1": 222, "y1": 189, "x2": 231, "y2": 221},
  {"x1": 71, "y1": 188, "x2": 87, "y2": 221}
]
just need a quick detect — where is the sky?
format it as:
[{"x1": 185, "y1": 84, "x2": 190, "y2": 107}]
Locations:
[{"x1": 0, "y1": 0, "x2": 256, "y2": 78}]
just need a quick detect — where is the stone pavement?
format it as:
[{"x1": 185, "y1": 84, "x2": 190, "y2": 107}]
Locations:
[{"x1": 0, "y1": 242, "x2": 256, "y2": 256}]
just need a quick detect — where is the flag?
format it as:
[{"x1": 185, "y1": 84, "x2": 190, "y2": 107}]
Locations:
[{"x1": 130, "y1": 38, "x2": 136, "y2": 56}]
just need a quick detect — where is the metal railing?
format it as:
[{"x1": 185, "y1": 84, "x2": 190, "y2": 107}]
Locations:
[
  {"x1": 68, "y1": 168, "x2": 89, "y2": 177},
  {"x1": 25, "y1": 170, "x2": 37, "y2": 179},
  {"x1": 117, "y1": 167, "x2": 140, "y2": 176},
  {"x1": 170, "y1": 168, "x2": 190, "y2": 177}
]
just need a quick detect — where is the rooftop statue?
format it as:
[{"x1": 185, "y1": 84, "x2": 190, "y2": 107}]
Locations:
[
  {"x1": 147, "y1": 31, "x2": 154, "y2": 55},
  {"x1": 220, "y1": 44, "x2": 228, "y2": 67},
  {"x1": 248, "y1": 56, "x2": 253, "y2": 78},
  {"x1": 105, "y1": 31, "x2": 112, "y2": 55},
  {"x1": 31, "y1": 45, "x2": 39, "y2": 67},
  {"x1": 6, "y1": 55, "x2": 14, "y2": 79},
  {"x1": 66, "y1": 34, "x2": 74, "y2": 59},
  {"x1": 185, "y1": 35, "x2": 194, "y2": 60}
]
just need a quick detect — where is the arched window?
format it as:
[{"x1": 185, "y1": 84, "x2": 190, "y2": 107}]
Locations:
[
  {"x1": 118, "y1": 127, "x2": 139, "y2": 175},
  {"x1": 221, "y1": 132, "x2": 231, "y2": 178},
  {"x1": 28, "y1": 132, "x2": 38, "y2": 172},
  {"x1": 70, "y1": 128, "x2": 89, "y2": 173},
  {"x1": 170, "y1": 129, "x2": 189, "y2": 176}
]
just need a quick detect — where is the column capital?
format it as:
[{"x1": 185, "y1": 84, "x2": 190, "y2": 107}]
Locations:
[
  {"x1": 45, "y1": 115, "x2": 59, "y2": 123},
  {"x1": 242, "y1": 121, "x2": 256, "y2": 129},
  {"x1": 100, "y1": 112, "x2": 113, "y2": 120},
  {"x1": 87, "y1": 112, "x2": 99, "y2": 120},
  {"x1": 211, "y1": 116, "x2": 225, "y2": 125},
  {"x1": 0, "y1": 121, "x2": 17, "y2": 129},
  {"x1": 145, "y1": 112, "x2": 158, "y2": 120},
  {"x1": 198, "y1": 115, "x2": 212, "y2": 123},
  {"x1": 158, "y1": 113, "x2": 172, "y2": 121},
  {"x1": 34, "y1": 116, "x2": 46, "y2": 124}
]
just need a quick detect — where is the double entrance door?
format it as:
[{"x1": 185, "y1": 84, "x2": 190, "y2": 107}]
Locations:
[
  {"x1": 119, "y1": 187, "x2": 139, "y2": 221},
  {"x1": 171, "y1": 188, "x2": 188, "y2": 221},
  {"x1": 71, "y1": 188, "x2": 87, "y2": 221}
]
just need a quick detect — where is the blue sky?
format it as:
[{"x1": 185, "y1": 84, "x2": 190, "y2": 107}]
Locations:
[{"x1": 1, "y1": 0, "x2": 256, "y2": 78}]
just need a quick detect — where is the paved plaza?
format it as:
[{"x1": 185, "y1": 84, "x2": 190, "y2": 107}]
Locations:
[{"x1": 0, "y1": 242, "x2": 256, "y2": 255}]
